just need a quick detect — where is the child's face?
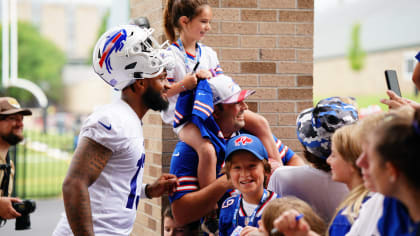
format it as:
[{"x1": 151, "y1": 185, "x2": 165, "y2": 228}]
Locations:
[
  {"x1": 229, "y1": 150, "x2": 266, "y2": 202},
  {"x1": 164, "y1": 216, "x2": 186, "y2": 236},
  {"x1": 326, "y1": 142, "x2": 356, "y2": 185},
  {"x1": 182, "y1": 5, "x2": 212, "y2": 42}
]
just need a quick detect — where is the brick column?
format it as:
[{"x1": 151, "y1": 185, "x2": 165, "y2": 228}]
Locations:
[
  {"x1": 130, "y1": 0, "x2": 314, "y2": 235},
  {"x1": 204, "y1": 0, "x2": 314, "y2": 153}
]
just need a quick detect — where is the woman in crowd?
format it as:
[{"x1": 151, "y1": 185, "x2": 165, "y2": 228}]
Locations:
[{"x1": 326, "y1": 124, "x2": 369, "y2": 235}]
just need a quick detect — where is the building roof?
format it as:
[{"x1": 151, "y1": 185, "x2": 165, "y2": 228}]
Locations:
[{"x1": 314, "y1": 0, "x2": 420, "y2": 59}]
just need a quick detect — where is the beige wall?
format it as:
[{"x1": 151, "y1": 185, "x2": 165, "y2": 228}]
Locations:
[
  {"x1": 62, "y1": 65, "x2": 113, "y2": 114},
  {"x1": 314, "y1": 47, "x2": 420, "y2": 97},
  {"x1": 131, "y1": 0, "x2": 314, "y2": 235},
  {"x1": 18, "y1": 2, "x2": 102, "y2": 60}
]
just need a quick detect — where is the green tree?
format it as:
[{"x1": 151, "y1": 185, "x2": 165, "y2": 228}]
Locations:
[
  {"x1": 0, "y1": 21, "x2": 66, "y2": 106},
  {"x1": 348, "y1": 23, "x2": 366, "y2": 71}
]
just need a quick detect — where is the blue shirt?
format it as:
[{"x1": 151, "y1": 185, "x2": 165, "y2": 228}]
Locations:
[
  {"x1": 218, "y1": 190, "x2": 279, "y2": 236},
  {"x1": 328, "y1": 195, "x2": 371, "y2": 236},
  {"x1": 378, "y1": 197, "x2": 419, "y2": 236}
]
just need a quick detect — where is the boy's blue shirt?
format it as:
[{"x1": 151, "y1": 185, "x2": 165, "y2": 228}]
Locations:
[{"x1": 218, "y1": 190, "x2": 280, "y2": 236}]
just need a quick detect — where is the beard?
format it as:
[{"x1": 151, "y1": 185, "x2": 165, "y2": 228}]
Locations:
[
  {"x1": 2, "y1": 132, "x2": 23, "y2": 145},
  {"x1": 142, "y1": 86, "x2": 169, "y2": 111}
]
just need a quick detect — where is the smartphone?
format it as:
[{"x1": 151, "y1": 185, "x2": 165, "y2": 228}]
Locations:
[{"x1": 385, "y1": 70, "x2": 402, "y2": 97}]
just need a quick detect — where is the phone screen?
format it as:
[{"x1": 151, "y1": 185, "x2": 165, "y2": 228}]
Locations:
[{"x1": 385, "y1": 70, "x2": 402, "y2": 97}]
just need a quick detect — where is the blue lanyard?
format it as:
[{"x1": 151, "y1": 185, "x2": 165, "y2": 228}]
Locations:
[
  {"x1": 176, "y1": 38, "x2": 201, "y2": 73},
  {"x1": 232, "y1": 189, "x2": 270, "y2": 227}
]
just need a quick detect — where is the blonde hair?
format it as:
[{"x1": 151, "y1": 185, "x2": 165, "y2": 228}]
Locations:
[
  {"x1": 327, "y1": 124, "x2": 369, "y2": 234},
  {"x1": 261, "y1": 197, "x2": 326, "y2": 236}
]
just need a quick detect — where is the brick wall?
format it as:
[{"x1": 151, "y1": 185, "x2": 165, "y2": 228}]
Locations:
[{"x1": 131, "y1": 0, "x2": 314, "y2": 235}]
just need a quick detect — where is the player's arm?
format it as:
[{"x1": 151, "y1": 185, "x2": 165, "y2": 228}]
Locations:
[
  {"x1": 243, "y1": 110, "x2": 283, "y2": 163},
  {"x1": 62, "y1": 137, "x2": 112, "y2": 236},
  {"x1": 172, "y1": 175, "x2": 231, "y2": 226}
]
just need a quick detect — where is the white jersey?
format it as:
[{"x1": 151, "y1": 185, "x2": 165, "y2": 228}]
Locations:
[
  {"x1": 161, "y1": 42, "x2": 221, "y2": 125},
  {"x1": 267, "y1": 165, "x2": 349, "y2": 222},
  {"x1": 346, "y1": 193, "x2": 383, "y2": 236},
  {"x1": 53, "y1": 99, "x2": 147, "y2": 236}
]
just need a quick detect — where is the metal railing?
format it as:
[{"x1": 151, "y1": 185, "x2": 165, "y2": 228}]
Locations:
[{"x1": 11, "y1": 131, "x2": 73, "y2": 198}]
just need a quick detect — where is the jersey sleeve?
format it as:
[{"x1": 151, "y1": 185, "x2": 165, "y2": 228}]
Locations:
[
  {"x1": 273, "y1": 136, "x2": 295, "y2": 165},
  {"x1": 79, "y1": 112, "x2": 125, "y2": 153},
  {"x1": 169, "y1": 142, "x2": 199, "y2": 203}
]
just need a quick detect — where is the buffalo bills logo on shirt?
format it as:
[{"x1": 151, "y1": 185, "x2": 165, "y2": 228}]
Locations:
[
  {"x1": 234, "y1": 136, "x2": 253, "y2": 146},
  {"x1": 222, "y1": 198, "x2": 235, "y2": 208},
  {"x1": 99, "y1": 29, "x2": 127, "y2": 74}
]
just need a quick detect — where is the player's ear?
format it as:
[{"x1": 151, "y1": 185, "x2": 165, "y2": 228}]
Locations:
[{"x1": 132, "y1": 79, "x2": 146, "y2": 93}]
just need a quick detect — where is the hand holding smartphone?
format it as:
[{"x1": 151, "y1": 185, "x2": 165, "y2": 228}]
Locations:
[{"x1": 385, "y1": 70, "x2": 402, "y2": 97}]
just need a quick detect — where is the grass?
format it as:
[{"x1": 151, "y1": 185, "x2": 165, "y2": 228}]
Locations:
[
  {"x1": 314, "y1": 93, "x2": 420, "y2": 111},
  {"x1": 13, "y1": 130, "x2": 74, "y2": 198}
]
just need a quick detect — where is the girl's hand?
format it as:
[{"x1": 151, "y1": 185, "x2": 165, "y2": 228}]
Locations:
[
  {"x1": 273, "y1": 210, "x2": 317, "y2": 236},
  {"x1": 196, "y1": 69, "x2": 212, "y2": 79},
  {"x1": 183, "y1": 73, "x2": 198, "y2": 90}
]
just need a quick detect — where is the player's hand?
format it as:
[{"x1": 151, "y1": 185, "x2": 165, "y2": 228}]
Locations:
[
  {"x1": 183, "y1": 73, "x2": 198, "y2": 90},
  {"x1": 0, "y1": 197, "x2": 22, "y2": 219},
  {"x1": 146, "y1": 173, "x2": 179, "y2": 198},
  {"x1": 196, "y1": 69, "x2": 212, "y2": 80}
]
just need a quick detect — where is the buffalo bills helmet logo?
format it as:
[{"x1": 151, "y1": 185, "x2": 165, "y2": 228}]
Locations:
[
  {"x1": 99, "y1": 29, "x2": 127, "y2": 74},
  {"x1": 234, "y1": 136, "x2": 253, "y2": 146}
]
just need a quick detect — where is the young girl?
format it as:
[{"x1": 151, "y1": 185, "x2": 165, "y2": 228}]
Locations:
[
  {"x1": 219, "y1": 134, "x2": 280, "y2": 236},
  {"x1": 326, "y1": 124, "x2": 370, "y2": 235},
  {"x1": 259, "y1": 197, "x2": 326, "y2": 236},
  {"x1": 163, "y1": 0, "x2": 291, "y2": 205}
]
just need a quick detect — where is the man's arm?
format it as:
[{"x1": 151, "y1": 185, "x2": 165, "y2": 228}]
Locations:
[
  {"x1": 62, "y1": 137, "x2": 112, "y2": 236},
  {"x1": 287, "y1": 154, "x2": 305, "y2": 166},
  {"x1": 243, "y1": 110, "x2": 283, "y2": 164},
  {"x1": 172, "y1": 175, "x2": 231, "y2": 226}
]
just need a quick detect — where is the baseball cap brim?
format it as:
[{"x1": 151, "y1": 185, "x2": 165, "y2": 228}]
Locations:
[
  {"x1": 222, "y1": 89, "x2": 255, "y2": 104},
  {"x1": 225, "y1": 147, "x2": 267, "y2": 162},
  {"x1": 0, "y1": 109, "x2": 32, "y2": 116}
]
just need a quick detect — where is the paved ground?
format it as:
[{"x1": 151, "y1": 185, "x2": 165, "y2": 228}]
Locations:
[{"x1": 2, "y1": 198, "x2": 64, "y2": 235}]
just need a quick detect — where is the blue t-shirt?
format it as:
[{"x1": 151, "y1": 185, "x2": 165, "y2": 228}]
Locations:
[
  {"x1": 329, "y1": 208, "x2": 351, "y2": 236},
  {"x1": 218, "y1": 190, "x2": 279, "y2": 236},
  {"x1": 377, "y1": 197, "x2": 419, "y2": 236},
  {"x1": 328, "y1": 195, "x2": 371, "y2": 236}
]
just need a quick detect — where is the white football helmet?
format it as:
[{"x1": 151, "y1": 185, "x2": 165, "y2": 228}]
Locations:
[{"x1": 92, "y1": 25, "x2": 175, "y2": 90}]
